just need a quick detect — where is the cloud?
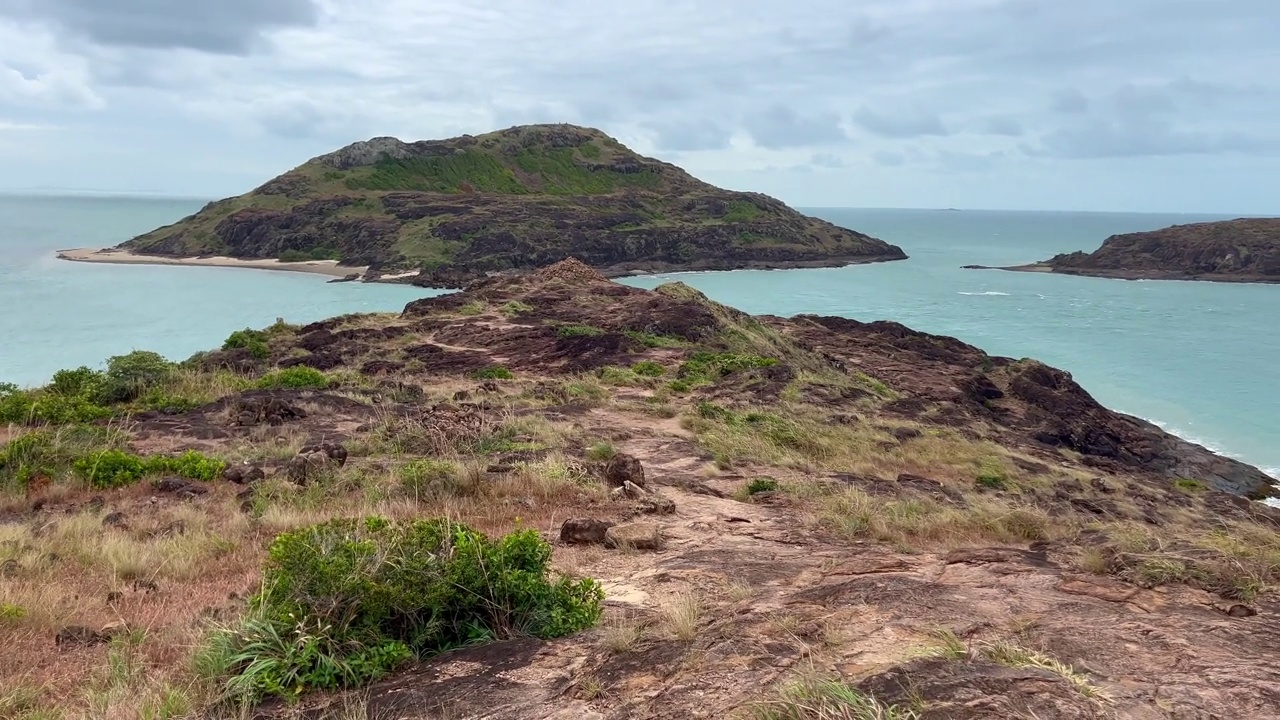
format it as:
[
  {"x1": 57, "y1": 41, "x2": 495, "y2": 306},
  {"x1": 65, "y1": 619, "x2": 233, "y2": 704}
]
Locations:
[
  {"x1": 0, "y1": 0, "x2": 320, "y2": 54},
  {"x1": 743, "y1": 105, "x2": 847, "y2": 149},
  {"x1": 0, "y1": 0, "x2": 1278, "y2": 212},
  {"x1": 853, "y1": 107, "x2": 949, "y2": 138}
]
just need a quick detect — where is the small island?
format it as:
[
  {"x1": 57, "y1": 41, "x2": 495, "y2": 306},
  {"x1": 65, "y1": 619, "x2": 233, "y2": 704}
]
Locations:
[
  {"x1": 58, "y1": 124, "x2": 907, "y2": 286},
  {"x1": 965, "y1": 218, "x2": 1280, "y2": 284}
]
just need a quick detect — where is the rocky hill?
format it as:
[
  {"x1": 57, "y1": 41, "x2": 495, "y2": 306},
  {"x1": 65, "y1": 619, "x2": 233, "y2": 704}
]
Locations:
[
  {"x1": 975, "y1": 218, "x2": 1280, "y2": 283},
  {"x1": 3, "y1": 259, "x2": 1279, "y2": 719},
  {"x1": 120, "y1": 124, "x2": 906, "y2": 286}
]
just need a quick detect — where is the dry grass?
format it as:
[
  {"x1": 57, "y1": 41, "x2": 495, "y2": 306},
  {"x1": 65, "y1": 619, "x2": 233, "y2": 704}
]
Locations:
[
  {"x1": 749, "y1": 674, "x2": 919, "y2": 720},
  {"x1": 660, "y1": 592, "x2": 704, "y2": 642},
  {"x1": 598, "y1": 615, "x2": 646, "y2": 653},
  {"x1": 978, "y1": 640, "x2": 1109, "y2": 702}
]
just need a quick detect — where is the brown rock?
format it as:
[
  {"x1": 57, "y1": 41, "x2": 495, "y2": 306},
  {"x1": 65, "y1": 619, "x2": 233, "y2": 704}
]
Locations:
[
  {"x1": 605, "y1": 522, "x2": 664, "y2": 551},
  {"x1": 559, "y1": 518, "x2": 614, "y2": 545},
  {"x1": 153, "y1": 477, "x2": 208, "y2": 496},
  {"x1": 604, "y1": 453, "x2": 645, "y2": 489},
  {"x1": 1227, "y1": 604, "x2": 1257, "y2": 618}
]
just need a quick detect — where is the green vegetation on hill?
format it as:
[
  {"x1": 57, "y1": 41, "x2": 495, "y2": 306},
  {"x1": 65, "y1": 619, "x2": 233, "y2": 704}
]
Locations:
[{"x1": 120, "y1": 124, "x2": 906, "y2": 283}]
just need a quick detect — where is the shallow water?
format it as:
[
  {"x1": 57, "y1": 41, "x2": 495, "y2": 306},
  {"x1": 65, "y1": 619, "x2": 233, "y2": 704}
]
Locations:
[{"x1": 1, "y1": 197, "x2": 1275, "y2": 486}]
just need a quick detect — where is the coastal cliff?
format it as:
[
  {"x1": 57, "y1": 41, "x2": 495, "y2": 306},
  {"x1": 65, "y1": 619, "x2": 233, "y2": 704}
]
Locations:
[
  {"x1": 973, "y1": 218, "x2": 1280, "y2": 283},
  {"x1": 116, "y1": 124, "x2": 906, "y2": 286}
]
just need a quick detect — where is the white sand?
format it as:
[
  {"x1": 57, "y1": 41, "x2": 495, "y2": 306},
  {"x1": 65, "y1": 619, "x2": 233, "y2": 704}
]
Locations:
[{"x1": 56, "y1": 247, "x2": 369, "y2": 278}]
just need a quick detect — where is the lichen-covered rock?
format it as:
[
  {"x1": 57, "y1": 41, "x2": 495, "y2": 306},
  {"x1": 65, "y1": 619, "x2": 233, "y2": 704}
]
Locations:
[{"x1": 605, "y1": 522, "x2": 664, "y2": 551}]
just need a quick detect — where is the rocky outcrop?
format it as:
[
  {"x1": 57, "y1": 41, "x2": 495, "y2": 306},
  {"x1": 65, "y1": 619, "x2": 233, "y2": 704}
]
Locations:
[
  {"x1": 974, "y1": 218, "x2": 1280, "y2": 283},
  {"x1": 119, "y1": 124, "x2": 907, "y2": 286}
]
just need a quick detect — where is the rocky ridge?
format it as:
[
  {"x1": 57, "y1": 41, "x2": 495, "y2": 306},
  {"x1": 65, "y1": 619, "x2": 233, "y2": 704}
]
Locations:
[
  {"x1": 968, "y1": 217, "x2": 1280, "y2": 283},
  {"x1": 3, "y1": 259, "x2": 1278, "y2": 719},
  {"x1": 118, "y1": 124, "x2": 906, "y2": 286}
]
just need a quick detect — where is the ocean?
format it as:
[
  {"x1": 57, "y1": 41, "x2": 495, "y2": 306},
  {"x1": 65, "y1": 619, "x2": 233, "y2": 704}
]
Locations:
[{"x1": 1, "y1": 196, "x2": 1276, "y2": 486}]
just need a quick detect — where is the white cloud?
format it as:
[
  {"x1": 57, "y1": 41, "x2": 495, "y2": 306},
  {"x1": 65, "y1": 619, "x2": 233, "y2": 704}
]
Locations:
[{"x1": 0, "y1": 0, "x2": 1277, "y2": 212}]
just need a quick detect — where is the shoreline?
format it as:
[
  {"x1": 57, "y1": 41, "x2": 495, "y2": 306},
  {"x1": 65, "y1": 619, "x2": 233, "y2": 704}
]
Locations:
[{"x1": 56, "y1": 247, "x2": 370, "y2": 279}]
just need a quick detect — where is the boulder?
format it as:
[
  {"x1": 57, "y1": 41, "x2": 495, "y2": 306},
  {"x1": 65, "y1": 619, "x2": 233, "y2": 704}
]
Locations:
[
  {"x1": 604, "y1": 453, "x2": 645, "y2": 489},
  {"x1": 222, "y1": 464, "x2": 266, "y2": 485},
  {"x1": 559, "y1": 518, "x2": 615, "y2": 545},
  {"x1": 153, "y1": 477, "x2": 208, "y2": 497},
  {"x1": 286, "y1": 443, "x2": 347, "y2": 485},
  {"x1": 605, "y1": 522, "x2": 664, "y2": 551}
]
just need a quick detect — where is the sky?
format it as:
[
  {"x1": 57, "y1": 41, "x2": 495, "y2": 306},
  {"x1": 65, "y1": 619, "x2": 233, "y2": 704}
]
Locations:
[{"x1": 0, "y1": 0, "x2": 1277, "y2": 213}]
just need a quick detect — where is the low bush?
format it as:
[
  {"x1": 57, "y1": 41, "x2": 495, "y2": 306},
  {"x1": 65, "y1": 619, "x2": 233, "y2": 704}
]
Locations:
[
  {"x1": 223, "y1": 329, "x2": 270, "y2": 359},
  {"x1": 73, "y1": 448, "x2": 226, "y2": 489},
  {"x1": 201, "y1": 517, "x2": 603, "y2": 701},
  {"x1": 0, "y1": 426, "x2": 124, "y2": 491},
  {"x1": 257, "y1": 366, "x2": 330, "y2": 390},
  {"x1": 632, "y1": 361, "x2": 666, "y2": 377},
  {"x1": 678, "y1": 352, "x2": 778, "y2": 386},
  {"x1": 472, "y1": 366, "x2": 514, "y2": 380},
  {"x1": 99, "y1": 351, "x2": 174, "y2": 403}
]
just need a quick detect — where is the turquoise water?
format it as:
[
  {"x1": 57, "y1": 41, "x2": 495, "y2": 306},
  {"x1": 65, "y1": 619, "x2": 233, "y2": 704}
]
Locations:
[
  {"x1": 0, "y1": 195, "x2": 435, "y2": 387},
  {"x1": 1, "y1": 197, "x2": 1276, "y2": 483}
]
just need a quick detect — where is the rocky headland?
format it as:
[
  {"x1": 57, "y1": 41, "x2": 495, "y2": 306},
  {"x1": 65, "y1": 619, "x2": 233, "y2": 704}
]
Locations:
[
  {"x1": 72, "y1": 124, "x2": 907, "y2": 287},
  {"x1": 2, "y1": 259, "x2": 1278, "y2": 719},
  {"x1": 966, "y1": 217, "x2": 1280, "y2": 283}
]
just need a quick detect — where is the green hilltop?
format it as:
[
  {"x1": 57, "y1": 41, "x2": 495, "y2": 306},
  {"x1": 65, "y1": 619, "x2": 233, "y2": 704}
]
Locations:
[{"x1": 122, "y1": 124, "x2": 906, "y2": 285}]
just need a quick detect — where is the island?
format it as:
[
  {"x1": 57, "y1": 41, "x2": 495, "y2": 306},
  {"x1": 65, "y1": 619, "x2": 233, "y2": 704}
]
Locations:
[
  {"x1": 964, "y1": 217, "x2": 1280, "y2": 283},
  {"x1": 58, "y1": 124, "x2": 907, "y2": 286}
]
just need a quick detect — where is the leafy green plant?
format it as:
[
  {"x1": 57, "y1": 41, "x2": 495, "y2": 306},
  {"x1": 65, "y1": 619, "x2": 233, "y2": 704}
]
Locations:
[
  {"x1": 747, "y1": 477, "x2": 779, "y2": 495},
  {"x1": 257, "y1": 366, "x2": 330, "y2": 390},
  {"x1": 223, "y1": 329, "x2": 270, "y2": 359},
  {"x1": 99, "y1": 351, "x2": 174, "y2": 403},
  {"x1": 631, "y1": 361, "x2": 666, "y2": 377},
  {"x1": 149, "y1": 450, "x2": 227, "y2": 482},
  {"x1": 203, "y1": 517, "x2": 603, "y2": 701},
  {"x1": 74, "y1": 449, "x2": 148, "y2": 489},
  {"x1": 472, "y1": 366, "x2": 514, "y2": 380},
  {"x1": 49, "y1": 366, "x2": 104, "y2": 397}
]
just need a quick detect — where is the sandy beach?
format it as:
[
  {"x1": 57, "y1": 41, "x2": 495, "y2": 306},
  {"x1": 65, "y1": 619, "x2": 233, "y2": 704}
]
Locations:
[{"x1": 56, "y1": 247, "x2": 369, "y2": 278}]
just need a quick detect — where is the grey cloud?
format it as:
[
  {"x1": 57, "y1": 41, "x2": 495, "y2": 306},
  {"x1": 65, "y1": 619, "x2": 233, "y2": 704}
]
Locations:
[
  {"x1": 1051, "y1": 90, "x2": 1090, "y2": 114},
  {"x1": 1030, "y1": 119, "x2": 1273, "y2": 159},
  {"x1": 872, "y1": 151, "x2": 905, "y2": 167},
  {"x1": 979, "y1": 117, "x2": 1023, "y2": 136},
  {"x1": 0, "y1": 0, "x2": 319, "y2": 54},
  {"x1": 744, "y1": 105, "x2": 847, "y2": 149},
  {"x1": 810, "y1": 152, "x2": 846, "y2": 168},
  {"x1": 648, "y1": 120, "x2": 732, "y2": 152},
  {"x1": 853, "y1": 107, "x2": 948, "y2": 139}
]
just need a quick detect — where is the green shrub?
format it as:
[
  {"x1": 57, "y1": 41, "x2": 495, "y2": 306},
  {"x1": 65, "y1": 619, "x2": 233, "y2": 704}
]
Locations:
[
  {"x1": 556, "y1": 324, "x2": 604, "y2": 338},
  {"x1": 99, "y1": 351, "x2": 174, "y2": 402},
  {"x1": 472, "y1": 366, "x2": 514, "y2": 380},
  {"x1": 257, "y1": 366, "x2": 330, "y2": 390},
  {"x1": 149, "y1": 450, "x2": 227, "y2": 482},
  {"x1": 205, "y1": 518, "x2": 603, "y2": 701},
  {"x1": 71, "y1": 448, "x2": 225, "y2": 489},
  {"x1": 631, "y1": 361, "x2": 666, "y2": 377},
  {"x1": 0, "y1": 426, "x2": 124, "y2": 491},
  {"x1": 746, "y1": 477, "x2": 779, "y2": 495},
  {"x1": 74, "y1": 449, "x2": 148, "y2": 489},
  {"x1": 49, "y1": 366, "x2": 104, "y2": 397},
  {"x1": 223, "y1": 329, "x2": 270, "y2": 359}
]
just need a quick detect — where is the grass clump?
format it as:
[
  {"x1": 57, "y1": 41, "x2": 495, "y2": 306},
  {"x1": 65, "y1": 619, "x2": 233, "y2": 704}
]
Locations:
[
  {"x1": 978, "y1": 640, "x2": 1107, "y2": 701},
  {"x1": 631, "y1": 360, "x2": 666, "y2": 377},
  {"x1": 472, "y1": 366, "x2": 514, "y2": 380},
  {"x1": 676, "y1": 351, "x2": 778, "y2": 389},
  {"x1": 198, "y1": 517, "x2": 604, "y2": 702},
  {"x1": 0, "y1": 425, "x2": 128, "y2": 492},
  {"x1": 499, "y1": 300, "x2": 533, "y2": 316},
  {"x1": 398, "y1": 459, "x2": 474, "y2": 500},
  {"x1": 747, "y1": 477, "x2": 780, "y2": 495},
  {"x1": 458, "y1": 299, "x2": 487, "y2": 316},
  {"x1": 586, "y1": 441, "x2": 616, "y2": 462},
  {"x1": 623, "y1": 330, "x2": 688, "y2": 348},
  {"x1": 556, "y1": 324, "x2": 605, "y2": 338},
  {"x1": 1174, "y1": 478, "x2": 1207, "y2": 493},
  {"x1": 256, "y1": 366, "x2": 330, "y2": 390},
  {"x1": 750, "y1": 676, "x2": 918, "y2": 720}
]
